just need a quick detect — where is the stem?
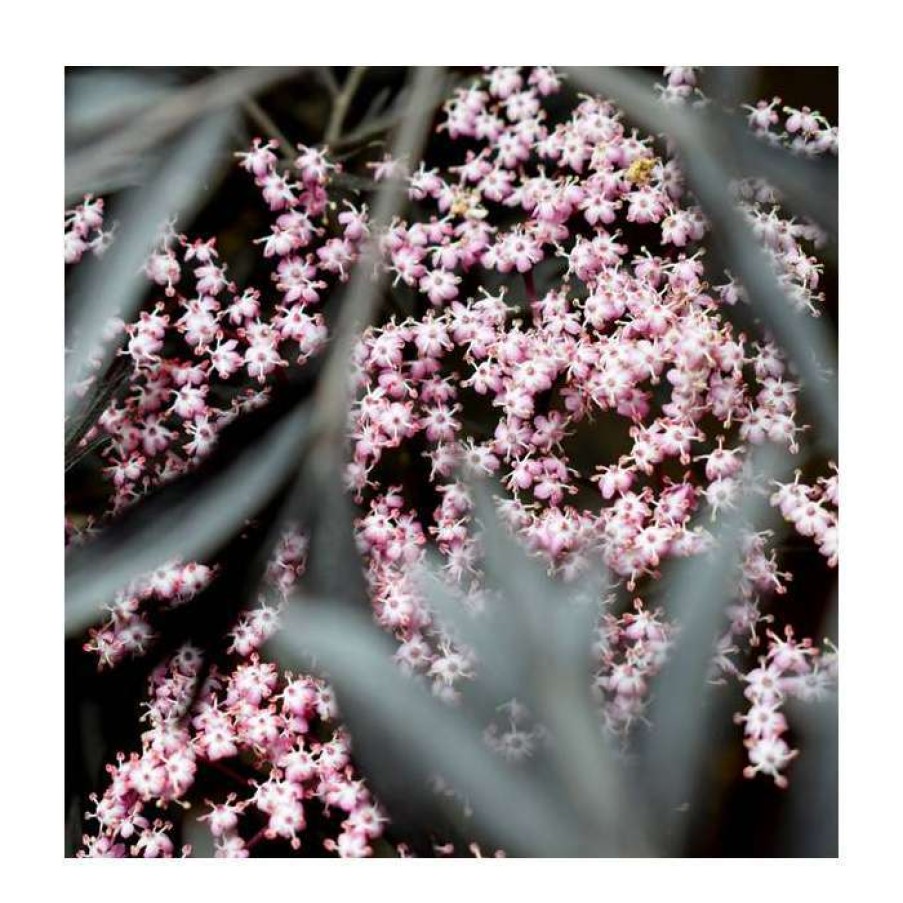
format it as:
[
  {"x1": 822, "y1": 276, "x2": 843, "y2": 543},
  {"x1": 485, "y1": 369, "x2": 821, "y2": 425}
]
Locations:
[
  {"x1": 243, "y1": 98, "x2": 293, "y2": 152},
  {"x1": 246, "y1": 827, "x2": 268, "y2": 850},
  {"x1": 315, "y1": 67, "x2": 340, "y2": 100},
  {"x1": 523, "y1": 270, "x2": 538, "y2": 306},
  {"x1": 324, "y1": 67, "x2": 367, "y2": 146},
  {"x1": 210, "y1": 760, "x2": 251, "y2": 788},
  {"x1": 310, "y1": 67, "x2": 444, "y2": 458},
  {"x1": 332, "y1": 72, "x2": 473, "y2": 151}
]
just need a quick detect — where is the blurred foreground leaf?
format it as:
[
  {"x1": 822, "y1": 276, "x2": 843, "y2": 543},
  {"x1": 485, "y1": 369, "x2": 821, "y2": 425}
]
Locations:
[
  {"x1": 66, "y1": 397, "x2": 311, "y2": 634},
  {"x1": 65, "y1": 67, "x2": 298, "y2": 200},
  {"x1": 641, "y1": 445, "x2": 789, "y2": 852},
  {"x1": 65, "y1": 109, "x2": 236, "y2": 417},
  {"x1": 272, "y1": 480, "x2": 651, "y2": 856}
]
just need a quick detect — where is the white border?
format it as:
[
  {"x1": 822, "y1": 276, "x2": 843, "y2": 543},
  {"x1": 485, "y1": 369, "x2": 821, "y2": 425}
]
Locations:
[{"x1": 3, "y1": 3, "x2": 901, "y2": 899}]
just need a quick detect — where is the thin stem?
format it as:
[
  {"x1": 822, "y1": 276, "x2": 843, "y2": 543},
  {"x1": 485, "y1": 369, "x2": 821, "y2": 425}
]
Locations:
[
  {"x1": 332, "y1": 113, "x2": 399, "y2": 151},
  {"x1": 332, "y1": 71, "x2": 472, "y2": 152},
  {"x1": 245, "y1": 827, "x2": 268, "y2": 850},
  {"x1": 209, "y1": 760, "x2": 252, "y2": 788},
  {"x1": 243, "y1": 98, "x2": 293, "y2": 152},
  {"x1": 523, "y1": 271, "x2": 538, "y2": 306},
  {"x1": 315, "y1": 67, "x2": 340, "y2": 100},
  {"x1": 66, "y1": 67, "x2": 298, "y2": 202},
  {"x1": 310, "y1": 67, "x2": 445, "y2": 460},
  {"x1": 324, "y1": 66, "x2": 367, "y2": 146}
]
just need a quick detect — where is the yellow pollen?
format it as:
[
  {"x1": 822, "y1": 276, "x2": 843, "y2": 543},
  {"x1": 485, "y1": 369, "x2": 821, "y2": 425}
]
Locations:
[{"x1": 625, "y1": 157, "x2": 657, "y2": 186}]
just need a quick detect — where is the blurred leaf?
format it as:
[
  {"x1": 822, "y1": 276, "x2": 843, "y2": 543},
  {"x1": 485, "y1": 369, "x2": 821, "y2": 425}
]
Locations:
[
  {"x1": 65, "y1": 399, "x2": 311, "y2": 635},
  {"x1": 65, "y1": 108, "x2": 237, "y2": 418},
  {"x1": 415, "y1": 558, "x2": 522, "y2": 700},
  {"x1": 65, "y1": 67, "x2": 298, "y2": 200},
  {"x1": 641, "y1": 445, "x2": 788, "y2": 851},
  {"x1": 271, "y1": 603, "x2": 609, "y2": 856},
  {"x1": 466, "y1": 481, "x2": 648, "y2": 852},
  {"x1": 313, "y1": 67, "x2": 340, "y2": 99},
  {"x1": 784, "y1": 592, "x2": 838, "y2": 856},
  {"x1": 295, "y1": 459, "x2": 369, "y2": 609},
  {"x1": 273, "y1": 477, "x2": 651, "y2": 856},
  {"x1": 783, "y1": 696, "x2": 838, "y2": 856},
  {"x1": 182, "y1": 815, "x2": 217, "y2": 858},
  {"x1": 66, "y1": 69, "x2": 179, "y2": 148},
  {"x1": 698, "y1": 67, "x2": 758, "y2": 111},
  {"x1": 360, "y1": 85, "x2": 393, "y2": 122}
]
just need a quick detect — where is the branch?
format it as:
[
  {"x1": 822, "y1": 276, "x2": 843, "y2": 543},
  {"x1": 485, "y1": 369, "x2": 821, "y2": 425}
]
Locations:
[
  {"x1": 324, "y1": 66, "x2": 367, "y2": 146},
  {"x1": 242, "y1": 97, "x2": 293, "y2": 151},
  {"x1": 66, "y1": 67, "x2": 299, "y2": 201},
  {"x1": 309, "y1": 67, "x2": 445, "y2": 461}
]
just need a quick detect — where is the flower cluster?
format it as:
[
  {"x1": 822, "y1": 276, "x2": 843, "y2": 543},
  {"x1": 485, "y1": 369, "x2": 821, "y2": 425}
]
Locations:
[
  {"x1": 71, "y1": 140, "x2": 360, "y2": 521},
  {"x1": 736, "y1": 628, "x2": 838, "y2": 787},
  {"x1": 64, "y1": 194, "x2": 113, "y2": 264},
  {"x1": 342, "y1": 67, "x2": 838, "y2": 782},
  {"x1": 79, "y1": 639, "x2": 387, "y2": 857},
  {"x1": 771, "y1": 465, "x2": 838, "y2": 566},
  {"x1": 68, "y1": 66, "x2": 838, "y2": 856},
  {"x1": 77, "y1": 524, "x2": 391, "y2": 858}
]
